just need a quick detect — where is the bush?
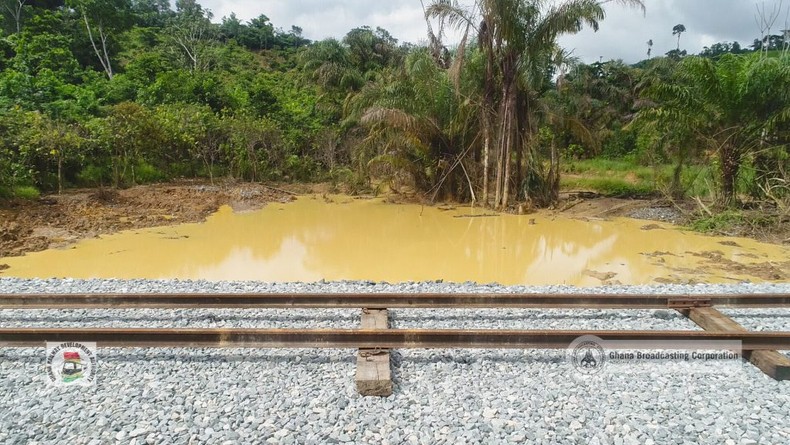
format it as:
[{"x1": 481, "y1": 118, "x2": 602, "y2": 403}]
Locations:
[
  {"x1": 12, "y1": 185, "x2": 41, "y2": 199},
  {"x1": 601, "y1": 128, "x2": 637, "y2": 159},
  {"x1": 327, "y1": 167, "x2": 369, "y2": 194},
  {"x1": 77, "y1": 164, "x2": 112, "y2": 187},
  {"x1": 688, "y1": 210, "x2": 774, "y2": 233},
  {"x1": 164, "y1": 161, "x2": 198, "y2": 179},
  {"x1": 284, "y1": 155, "x2": 320, "y2": 182},
  {"x1": 564, "y1": 143, "x2": 585, "y2": 160},
  {"x1": 134, "y1": 161, "x2": 167, "y2": 184}
]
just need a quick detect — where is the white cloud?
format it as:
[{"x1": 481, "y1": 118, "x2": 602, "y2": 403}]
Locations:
[{"x1": 197, "y1": 0, "x2": 788, "y2": 63}]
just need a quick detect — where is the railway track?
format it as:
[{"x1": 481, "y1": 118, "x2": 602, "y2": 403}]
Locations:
[
  {"x1": 2, "y1": 292, "x2": 790, "y2": 309},
  {"x1": 2, "y1": 327, "x2": 790, "y2": 349},
  {"x1": 1, "y1": 293, "x2": 789, "y2": 395}
]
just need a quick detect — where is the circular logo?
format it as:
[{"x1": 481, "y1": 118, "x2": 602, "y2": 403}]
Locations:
[
  {"x1": 46, "y1": 342, "x2": 97, "y2": 387},
  {"x1": 567, "y1": 336, "x2": 606, "y2": 375}
]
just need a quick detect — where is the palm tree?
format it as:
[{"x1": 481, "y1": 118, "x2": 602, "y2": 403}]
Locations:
[
  {"x1": 301, "y1": 38, "x2": 364, "y2": 93},
  {"x1": 344, "y1": 50, "x2": 476, "y2": 199},
  {"x1": 427, "y1": 0, "x2": 644, "y2": 209},
  {"x1": 634, "y1": 54, "x2": 790, "y2": 205}
]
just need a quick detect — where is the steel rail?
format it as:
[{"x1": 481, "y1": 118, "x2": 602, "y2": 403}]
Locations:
[
  {"x1": 2, "y1": 328, "x2": 790, "y2": 349},
  {"x1": 1, "y1": 293, "x2": 790, "y2": 309}
]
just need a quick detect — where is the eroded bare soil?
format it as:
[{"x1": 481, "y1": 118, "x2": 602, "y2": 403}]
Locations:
[{"x1": 1, "y1": 181, "x2": 294, "y2": 259}]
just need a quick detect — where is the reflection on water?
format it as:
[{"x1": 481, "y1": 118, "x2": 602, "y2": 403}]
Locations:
[{"x1": 1, "y1": 196, "x2": 789, "y2": 286}]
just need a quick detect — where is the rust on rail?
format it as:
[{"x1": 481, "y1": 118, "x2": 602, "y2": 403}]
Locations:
[
  {"x1": 667, "y1": 297, "x2": 713, "y2": 309},
  {"x1": 2, "y1": 328, "x2": 790, "y2": 350},
  {"x1": 1, "y1": 293, "x2": 789, "y2": 309}
]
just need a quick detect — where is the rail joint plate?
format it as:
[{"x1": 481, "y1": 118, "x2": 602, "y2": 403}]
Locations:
[{"x1": 667, "y1": 298, "x2": 713, "y2": 309}]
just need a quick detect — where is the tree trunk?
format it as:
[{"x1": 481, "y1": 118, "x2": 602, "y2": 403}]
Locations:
[
  {"x1": 57, "y1": 155, "x2": 63, "y2": 195},
  {"x1": 83, "y1": 12, "x2": 114, "y2": 80},
  {"x1": 203, "y1": 155, "x2": 214, "y2": 185},
  {"x1": 3, "y1": 0, "x2": 25, "y2": 34},
  {"x1": 482, "y1": 118, "x2": 491, "y2": 206},
  {"x1": 671, "y1": 163, "x2": 683, "y2": 200},
  {"x1": 120, "y1": 149, "x2": 128, "y2": 184},
  {"x1": 112, "y1": 156, "x2": 119, "y2": 188},
  {"x1": 481, "y1": 28, "x2": 496, "y2": 208},
  {"x1": 248, "y1": 144, "x2": 258, "y2": 182},
  {"x1": 98, "y1": 26, "x2": 114, "y2": 79},
  {"x1": 549, "y1": 139, "x2": 560, "y2": 204},
  {"x1": 494, "y1": 113, "x2": 506, "y2": 208},
  {"x1": 501, "y1": 94, "x2": 514, "y2": 209},
  {"x1": 720, "y1": 145, "x2": 739, "y2": 206},
  {"x1": 514, "y1": 128, "x2": 523, "y2": 203},
  {"x1": 515, "y1": 95, "x2": 530, "y2": 203}
]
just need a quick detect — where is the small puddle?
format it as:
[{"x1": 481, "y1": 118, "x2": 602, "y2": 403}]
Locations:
[{"x1": 1, "y1": 196, "x2": 788, "y2": 286}]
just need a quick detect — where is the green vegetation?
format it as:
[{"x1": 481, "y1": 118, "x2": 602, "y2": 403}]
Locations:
[
  {"x1": 0, "y1": 184, "x2": 39, "y2": 200},
  {"x1": 0, "y1": 0, "x2": 788, "y2": 228},
  {"x1": 10, "y1": 185, "x2": 40, "y2": 200},
  {"x1": 561, "y1": 176, "x2": 654, "y2": 197},
  {"x1": 689, "y1": 210, "x2": 749, "y2": 233},
  {"x1": 688, "y1": 209, "x2": 782, "y2": 239},
  {"x1": 561, "y1": 159, "x2": 713, "y2": 198}
]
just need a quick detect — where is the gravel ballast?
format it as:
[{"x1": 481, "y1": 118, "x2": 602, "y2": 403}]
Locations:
[{"x1": 1, "y1": 278, "x2": 789, "y2": 445}]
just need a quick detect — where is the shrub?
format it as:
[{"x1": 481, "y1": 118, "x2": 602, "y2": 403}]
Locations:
[
  {"x1": 134, "y1": 161, "x2": 167, "y2": 184},
  {"x1": 12, "y1": 185, "x2": 41, "y2": 199},
  {"x1": 77, "y1": 164, "x2": 112, "y2": 187},
  {"x1": 284, "y1": 155, "x2": 319, "y2": 182}
]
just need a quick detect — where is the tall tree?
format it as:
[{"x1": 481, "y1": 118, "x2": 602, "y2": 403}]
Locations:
[
  {"x1": 635, "y1": 54, "x2": 790, "y2": 205},
  {"x1": 67, "y1": 0, "x2": 132, "y2": 80},
  {"x1": 301, "y1": 38, "x2": 363, "y2": 93},
  {"x1": 132, "y1": 0, "x2": 174, "y2": 28},
  {"x1": 169, "y1": 0, "x2": 215, "y2": 71},
  {"x1": 428, "y1": 0, "x2": 644, "y2": 208},
  {"x1": 343, "y1": 26, "x2": 400, "y2": 74},
  {"x1": 2, "y1": 0, "x2": 27, "y2": 34},
  {"x1": 672, "y1": 23, "x2": 686, "y2": 51},
  {"x1": 244, "y1": 15, "x2": 275, "y2": 50},
  {"x1": 346, "y1": 49, "x2": 471, "y2": 199}
]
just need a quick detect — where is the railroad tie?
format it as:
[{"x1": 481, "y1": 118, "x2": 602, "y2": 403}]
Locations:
[
  {"x1": 680, "y1": 307, "x2": 790, "y2": 381},
  {"x1": 355, "y1": 309, "x2": 393, "y2": 397}
]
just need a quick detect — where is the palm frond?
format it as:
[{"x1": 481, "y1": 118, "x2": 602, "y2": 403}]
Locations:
[
  {"x1": 425, "y1": 0, "x2": 479, "y2": 32},
  {"x1": 360, "y1": 106, "x2": 420, "y2": 133},
  {"x1": 448, "y1": 24, "x2": 471, "y2": 96},
  {"x1": 533, "y1": 0, "x2": 606, "y2": 49},
  {"x1": 597, "y1": 0, "x2": 645, "y2": 15}
]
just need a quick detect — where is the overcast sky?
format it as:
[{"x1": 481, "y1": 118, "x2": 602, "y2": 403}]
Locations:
[{"x1": 200, "y1": 0, "x2": 789, "y2": 63}]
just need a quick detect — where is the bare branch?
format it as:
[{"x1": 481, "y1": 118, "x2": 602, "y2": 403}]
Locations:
[
  {"x1": 82, "y1": 10, "x2": 113, "y2": 79},
  {"x1": 4, "y1": 0, "x2": 28, "y2": 33}
]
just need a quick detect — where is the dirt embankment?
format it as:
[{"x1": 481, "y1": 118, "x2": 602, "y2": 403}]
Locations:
[{"x1": 0, "y1": 182, "x2": 295, "y2": 259}]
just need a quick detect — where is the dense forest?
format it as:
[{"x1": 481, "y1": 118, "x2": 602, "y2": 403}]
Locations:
[{"x1": 1, "y1": 0, "x2": 788, "y2": 215}]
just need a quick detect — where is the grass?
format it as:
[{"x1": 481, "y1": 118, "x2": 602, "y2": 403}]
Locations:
[
  {"x1": 688, "y1": 209, "x2": 780, "y2": 240},
  {"x1": 688, "y1": 210, "x2": 745, "y2": 232},
  {"x1": 560, "y1": 176, "x2": 655, "y2": 197},
  {"x1": 13, "y1": 186, "x2": 41, "y2": 199},
  {"x1": 560, "y1": 158, "x2": 714, "y2": 198},
  {"x1": 0, "y1": 185, "x2": 41, "y2": 200}
]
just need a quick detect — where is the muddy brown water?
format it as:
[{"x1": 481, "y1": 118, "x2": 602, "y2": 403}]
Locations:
[{"x1": 1, "y1": 195, "x2": 788, "y2": 286}]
